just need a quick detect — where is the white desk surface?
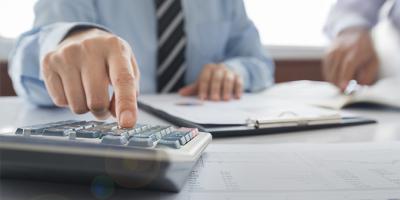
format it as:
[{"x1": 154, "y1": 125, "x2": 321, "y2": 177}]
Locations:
[{"x1": 0, "y1": 97, "x2": 399, "y2": 199}]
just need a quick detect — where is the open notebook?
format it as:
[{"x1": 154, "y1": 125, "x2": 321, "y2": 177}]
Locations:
[{"x1": 265, "y1": 78, "x2": 400, "y2": 110}]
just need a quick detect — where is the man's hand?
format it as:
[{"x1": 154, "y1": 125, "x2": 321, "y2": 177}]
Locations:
[
  {"x1": 42, "y1": 28, "x2": 140, "y2": 128},
  {"x1": 179, "y1": 63, "x2": 243, "y2": 101},
  {"x1": 323, "y1": 28, "x2": 379, "y2": 91}
]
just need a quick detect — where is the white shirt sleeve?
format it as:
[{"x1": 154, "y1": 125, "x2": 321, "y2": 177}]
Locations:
[{"x1": 324, "y1": 0, "x2": 387, "y2": 39}]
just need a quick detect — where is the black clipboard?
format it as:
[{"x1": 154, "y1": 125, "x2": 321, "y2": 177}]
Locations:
[{"x1": 139, "y1": 101, "x2": 377, "y2": 138}]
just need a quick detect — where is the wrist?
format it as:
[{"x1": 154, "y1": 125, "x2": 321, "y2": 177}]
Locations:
[
  {"x1": 62, "y1": 28, "x2": 109, "y2": 44},
  {"x1": 338, "y1": 27, "x2": 370, "y2": 37}
]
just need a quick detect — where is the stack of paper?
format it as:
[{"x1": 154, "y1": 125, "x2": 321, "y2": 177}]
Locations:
[{"x1": 139, "y1": 94, "x2": 344, "y2": 126}]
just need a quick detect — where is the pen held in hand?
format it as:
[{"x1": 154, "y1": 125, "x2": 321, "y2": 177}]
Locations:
[{"x1": 344, "y1": 80, "x2": 361, "y2": 96}]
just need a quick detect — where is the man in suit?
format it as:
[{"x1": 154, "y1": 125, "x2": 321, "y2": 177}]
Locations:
[{"x1": 9, "y1": 0, "x2": 274, "y2": 127}]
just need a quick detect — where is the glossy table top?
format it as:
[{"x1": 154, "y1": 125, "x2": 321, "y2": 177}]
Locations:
[{"x1": 0, "y1": 97, "x2": 399, "y2": 199}]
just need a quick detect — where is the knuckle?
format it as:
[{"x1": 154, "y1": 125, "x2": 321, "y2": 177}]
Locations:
[
  {"x1": 212, "y1": 76, "x2": 221, "y2": 82},
  {"x1": 61, "y1": 44, "x2": 81, "y2": 58},
  {"x1": 225, "y1": 73, "x2": 235, "y2": 82},
  {"x1": 45, "y1": 52, "x2": 66, "y2": 70},
  {"x1": 105, "y1": 36, "x2": 128, "y2": 52},
  {"x1": 204, "y1": 64, "x2": 216, "y2": 71},
  {"x1": 115, "y1": 72, "x2": 135, "y2": 87},
  {"x1": 212, "y1": 72, "x2": 223, "y2": 82},
  {"x1": 216, "y1": 64, "x2": 226, "y2": 71},
  {"x1": 225, "y1": 78, "x2": 233, "y2": 87},
  {"x1": 116, "y1": 95, "x2": 135, "y2": 108},
  {"x1": 204, "y1": 64, "x2": 213, "y2": 69},
  {"x1": 42, "y1": 54, "x2": 55, "y2": 75},
  {"x1": 235, "y1": 76, "x2": 244, "y2": 85},
  {"x1": 43, "y1": 53, "x2": 54, "y2": 69},
  {"x1": 53, "y1": 44, "x2": 82, "y2": 66},
  {"x1": 81, "y1": 38, "x2": 97, "y2": 49},
  {"x1": 105, "y1": 35, "x2": 121, "y2": 44}
]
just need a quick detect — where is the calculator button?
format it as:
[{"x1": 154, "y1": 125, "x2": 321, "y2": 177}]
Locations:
[
  {"x1": 128, "y1": 128, "x2": 160, "y2": 147},
  {"x1": 13, "y1": 120, "x2": 200, "y2": 150},
  {"x1": 83, "y1": 121, "x2": 104, "y2": 128},
  {"x1": 69, "y1": 132, "x2": 77, "y2": 140},
  {"x1": 158, "y1": 138, "x2": 181, "y2": 149},
  {"x1": 133, "y1": 130, "x2": 159, "y2": 140},
  {"x1": 124, "y1": 126, "x2": 144, "y2": 135},
  {"x1": 177, "y1": 128, "x2": 199, "y2": 138},
  {"x1": 16, "y1": 120, "x2": 81, "y2": 136},
  {"x1": 159, "y1": 126, "x2": 174, "y2": 136},
  {"x1": 17, "y1": 125, "x2": 50, "y2": 136},
  {"x1": 101, "y1": 133, "x2": 129, "y2": 145},
  {"x1": 75, "y1": 129, "x2": 101, "y2": 138},
  {"x1": 89, "y1": 123, "x2": 118, "y2": 131},
  {"x1": 128, "y1": 137, "x2": 158, "y2": 148},
  {"x1": 162, "y1": 131, "x2": 189, "y2": 146},
  {"x1": 100, "y1": 128, "x2": 130, "y2": 140},
  {"x1": 76, "y1": 123, "x2": 117, "y2": 138},
  {"x1": 120, "y1": 124, "x2": 150, "y2": 136},
  {"x1": 15, "y1": 128, "x2": 24, "y2": 135},
  {"x1": 42, "y1": 128, "x2": 74, "y2": 137},
  {"x1": 133, "y1": 126, "x2": 174, "y2": 139}
]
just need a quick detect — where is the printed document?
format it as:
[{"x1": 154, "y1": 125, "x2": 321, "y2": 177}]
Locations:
[{"x1": 171, "y1": 143, "x2": 400, "y2": 200}]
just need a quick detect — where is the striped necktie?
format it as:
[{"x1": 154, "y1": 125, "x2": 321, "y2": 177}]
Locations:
[{"x1": 155, "y1": 0, "x2": 187, "y2": 93}]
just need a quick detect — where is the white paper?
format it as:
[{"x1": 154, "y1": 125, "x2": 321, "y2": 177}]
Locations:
[
  {"x1": 172, "y1": 143, "x2": 400, "y2": 200},
  {"x1": 139, "y1": 94, "x2": 342, "y2": 125},
  {"x1": 264, "y1": 79, "x2": 400, "y2": 109}
]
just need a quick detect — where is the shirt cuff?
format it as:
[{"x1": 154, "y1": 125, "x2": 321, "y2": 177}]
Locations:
[
  {"x1": 223, "y1": 58, "x2": 250, "y2": 91},
  {"x1": 38, "y1": 22, "x2": 110, "y2": 79},
  {"x1": 325, "y1": 12, "x2": 373, "y2": 39}
]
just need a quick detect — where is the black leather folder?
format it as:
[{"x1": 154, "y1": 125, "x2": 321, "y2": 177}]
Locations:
[{"x1": 139, "y1": 101, "x2": 377, "y2": 138}]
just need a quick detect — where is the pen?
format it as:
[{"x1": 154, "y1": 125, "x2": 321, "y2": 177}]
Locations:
[{"x1": 344, "y1": 80, "x2": 361, "y2": 96}]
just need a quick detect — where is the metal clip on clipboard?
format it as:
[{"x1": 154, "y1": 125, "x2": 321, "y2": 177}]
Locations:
[{"x1": 247, "y1": 111, "x2": 343, "y2": 129}]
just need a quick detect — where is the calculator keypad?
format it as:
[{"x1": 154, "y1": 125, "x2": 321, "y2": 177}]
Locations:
[{"x1": 15, "y1": 121, "x2": 199, "y2": 149}]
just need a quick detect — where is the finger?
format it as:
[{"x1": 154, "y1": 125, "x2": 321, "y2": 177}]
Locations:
[
  {"x1": 330, "y1": 51, "x2": 345, "y2": 88},
  {"x1": 109, "y1": 93, "x2": 116, "y2": 118},
  {"x1": 179, "y1": 84, "x2": 197, "y2": 96},
  {"x1": 234, "y1": 75, "x2": 243, "y2": 99},
  {"x1": 323, "y1": 45, "x2": 341, "y2": 84},
  {"x1": 198, "y1": 65, "x2": 213, "y2": 100},
  {"x1": 210, "y1": 67, "x2": 224, "y2": 101},
  {"x1": 43, "y1": 69, "x2": 68, "y2": 107},
  {"x1": 60, "y1": 68, "x2": 89, "y2": 114},
  {"x1": 357, "y1": 57, "x2": 379, "y2": 85},
  {"x1": 108, "y1": 53, "x2": 137, "y2": 128},
  {"x1": 131, "y1": 55, "x2": 140, "y2": 97},
  {"x1": 322, "y1": 51, "x2": 335, "y2": 83},
  {"x1": 222, "y1": 72, "x2": 235, "y2": 101},
  {"x1": 81, "y1": 58, "x2": 111, "y2": 119},
  {"x1": 339, "y1": 52, "x2": 359, "y2": 91}
]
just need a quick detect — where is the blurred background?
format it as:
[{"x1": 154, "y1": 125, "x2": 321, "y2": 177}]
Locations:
[
  {"x1": 0, "y1": 0, "x2": 334, "y2": 59},
  {"x1": 0, "y1": 0, "x2": 398, "y2": 96}
]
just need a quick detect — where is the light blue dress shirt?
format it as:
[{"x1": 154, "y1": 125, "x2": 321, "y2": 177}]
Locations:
[{"x1": 9, "y1": 0, "x2": 275, "y2": 106}]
